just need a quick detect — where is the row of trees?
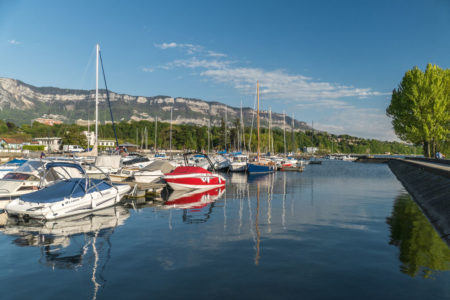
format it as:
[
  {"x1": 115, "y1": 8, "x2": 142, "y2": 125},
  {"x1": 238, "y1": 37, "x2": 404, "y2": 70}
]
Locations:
[
  {"x1": 6, "y1": 119, "x2": 420, "y2": 155},
  {"x1": 387, "y1": 64, "x2": 449, "y2": 157}
]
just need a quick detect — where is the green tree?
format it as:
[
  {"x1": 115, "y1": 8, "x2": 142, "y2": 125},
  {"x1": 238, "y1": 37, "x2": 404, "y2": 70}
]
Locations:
[{"x1": 386, "y1": 64, "x2": 450, "y2": 157}]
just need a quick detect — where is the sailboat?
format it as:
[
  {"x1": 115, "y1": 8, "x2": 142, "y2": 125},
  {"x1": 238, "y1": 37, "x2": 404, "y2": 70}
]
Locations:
[{"x1": 247, "y1": 81, "x2": 275, "y2": 174}]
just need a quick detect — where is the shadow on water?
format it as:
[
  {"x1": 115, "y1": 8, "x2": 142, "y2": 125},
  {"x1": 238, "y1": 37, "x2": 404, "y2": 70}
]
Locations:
[
  {"x1": 387, "y1": 193, "x2": 450, "y2": 278},
  {"x1": 0, "y1": 206, "x2": 130, "y2": 300}
]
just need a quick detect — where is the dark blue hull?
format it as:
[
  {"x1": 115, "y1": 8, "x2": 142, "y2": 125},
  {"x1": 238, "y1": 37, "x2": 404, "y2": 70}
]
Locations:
[{"x1": 247, "y1": 163, "x2": 275, "y2": 174}]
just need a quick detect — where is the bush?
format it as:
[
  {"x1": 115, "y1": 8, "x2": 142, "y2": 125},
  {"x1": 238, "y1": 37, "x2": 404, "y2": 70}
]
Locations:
[{"x1": 22, "y1": 145, "x2": 45, "y2": 151}]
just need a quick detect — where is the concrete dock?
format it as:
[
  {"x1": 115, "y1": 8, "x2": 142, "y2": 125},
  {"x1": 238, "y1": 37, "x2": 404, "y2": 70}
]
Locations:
[{"x1": 388, "y1": 158, "x2": 450, "y2": 245}]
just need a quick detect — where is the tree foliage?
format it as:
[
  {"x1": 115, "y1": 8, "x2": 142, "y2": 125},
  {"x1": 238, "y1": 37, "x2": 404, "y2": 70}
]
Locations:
[{"x1": 387, "y1": 64, "x2": 450, "y2": 157}]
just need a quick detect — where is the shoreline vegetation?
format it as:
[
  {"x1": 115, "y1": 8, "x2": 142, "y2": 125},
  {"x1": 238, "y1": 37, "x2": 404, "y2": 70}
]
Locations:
[
  {"x1": 387, "y1": 64, "x2": 449, "y2": 158},
  {"x1": 0, "y1": 119, "x2": 421, "y2": 155}
]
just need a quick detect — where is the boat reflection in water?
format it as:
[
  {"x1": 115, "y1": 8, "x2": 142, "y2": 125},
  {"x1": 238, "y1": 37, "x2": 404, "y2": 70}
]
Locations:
[
  {"x1": 0, "y1": 205, "x2": 129, "y2": 299},
  {"x1": 162, "y1": 187, "x2": 225, "y2": 224}
]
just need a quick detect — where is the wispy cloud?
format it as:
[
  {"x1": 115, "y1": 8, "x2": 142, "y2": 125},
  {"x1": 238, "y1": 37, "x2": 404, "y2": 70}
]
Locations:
[
  {"x1": 153, "y1": 41, "x2": 388, "y2": 103},
  {"x1": 8, "y1": 39, "x2": 21, "y2": 45},
  {"x1": 142, "y1": 67, "x2": 154, "y2": 72},
  {"x1": 154, "y1": 42, "x2": 203, "y2": 54}
]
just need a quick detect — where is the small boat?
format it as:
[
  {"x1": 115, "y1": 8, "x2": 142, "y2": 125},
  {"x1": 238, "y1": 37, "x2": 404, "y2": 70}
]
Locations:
[
  {"x1": 109, "y1": 167, "x2": 138, "y2": 182},
  {"x1": 229, "y1": 154, "x2": 248, "y2": 172},
  {"x1": 280, "y1": 165, "x2": 305, "y2": 172},
  {"x1": 163, "y1": 153, "x2": 225, "y2": 191},
  {"x1": 133, "y1": 160, "x2": 175, "y2": 183},
  {"x1": 0, "y1": 160, "x2": 49, "y2": 209},
  {"x1": 6, "y1": 162, "x2": 131, "y2": 220},
  {"x1": 163, "y1": 166, "x2": 226, "y2": 191},
  {"x1": 0, "y1": 159, "x2": 27, "y2": 179}
]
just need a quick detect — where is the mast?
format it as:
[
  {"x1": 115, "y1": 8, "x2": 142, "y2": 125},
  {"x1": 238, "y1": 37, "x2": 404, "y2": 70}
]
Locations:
[
  {"x1": 291, "y1": 113, "x2": 295, "y2": 153},
  {"x1": 269, "y1": 107, "x2": 272, "y2": 154},
  {"x1": 240, "y1": 100, "x2": 245, "y2": 152},
  {"x1": 155, "y1": 116, "x2": 158, "y2": 152},
  {"x1": 169, "y1": 106, "x2": 173, "y2": 155},
  {"x1": 207, "y1": 118, "x2": 210, "y2": 154},
  {"x1": 257, "y1": 81, "x2": 260, "y2": 161},
  {"x1": 225, "y1": 106, "x2": 227, "y2": 151},
  {"x1": 95, "y1": 44, "x2": 99, "y2": 147},
  {"x1": 283, "y1": 111, "x2": 286, "y2": 157}
]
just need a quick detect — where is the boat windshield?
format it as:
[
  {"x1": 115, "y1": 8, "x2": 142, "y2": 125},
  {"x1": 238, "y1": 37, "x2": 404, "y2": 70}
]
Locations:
[
  {"x1": 3, "y1": 173, "x2": 37, "y2": 181},
  {"x1": 16, "y1": 161, "x2": 43, "y2": 173}
]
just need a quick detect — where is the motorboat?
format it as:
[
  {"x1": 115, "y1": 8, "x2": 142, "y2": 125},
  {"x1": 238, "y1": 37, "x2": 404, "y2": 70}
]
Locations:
[
  {"x1": 163, "y1": 153, "x2": 226, "y2": 191},
  {"x1": 229, "y1": 154, "x2": 248, "y2": 172},
  {"x1": 133, "y1": 160, "x2": 175, "y2": 183},
  {"x1": 0, "y1": 160, "x2": 54, "y2": 209},
  {"x1": 163, "y1": 166, "x2": 226, "y2": 191},
  {"x1": 163, "y1": 186, "x2": 225, "y2": 210},
  {"x1": 6, "y1": 162, "x2": 131, "y2": 220},
  {"x1": 109, "y1": 167, "x2": 138, "y2": 182},
  {"x1": 0, "y1": 159, "x2": 27, "y2": 179},
  {"x1": 211, "y1": 155, "x2": 231, "y2": 171}
]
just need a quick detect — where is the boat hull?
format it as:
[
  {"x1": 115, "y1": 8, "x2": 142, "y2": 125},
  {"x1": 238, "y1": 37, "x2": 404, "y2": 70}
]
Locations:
[
  {"x1": 6, "y1": 184, "x2": 130, "y2": 220},
  {"x1": 164, "y1": 173, "x2": 225, "y2": 190},
  {"x1": 247, "y1": 163, "x2": 275, "y2": 174}
]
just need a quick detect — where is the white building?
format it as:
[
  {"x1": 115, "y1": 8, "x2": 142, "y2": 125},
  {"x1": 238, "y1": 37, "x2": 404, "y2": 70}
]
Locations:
[
  {"x1": 303, "y1": 147, "x2": 318, "y2": 154},
  {"x1": 33, "y1": 137, "x2": 62, "y2": 152},
  {"x1": 99, "y1": 139, "x2": 116, "y2": 148},
  {"x1": 82, "y1": 131, "x2": 96, "y2": 146}
]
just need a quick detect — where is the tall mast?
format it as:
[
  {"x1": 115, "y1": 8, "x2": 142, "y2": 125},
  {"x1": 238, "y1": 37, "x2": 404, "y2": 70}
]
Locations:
[
  {"x1": 257, "y1": 81, "x2": 260, "y2": 161},
  {"x1": 269, "y1": 107, "x2": 272, "y2": 154},
  {"x1": 291, "y1": 113, "x2": 295, "y2": 153},
  {"x1": 169, "y1": 106, "x2": 173, "y2": 155},
  {"x1": 283, "y1": 111, "x2": 286, "y2": 157},
  {"x1": 225, "y1": 106, "x2": 227, "y2": 151},
  {"x1": 95, "y1": 44, "x2": 99, "y2": 147},
  {"x1": 207, "y1": 118, "x2": 210, "y2": 154},
  {"x1": 155, "y1": 116, "x2": 158, "y2": 151},
  {"x1": 240, "y1": 100, "x2": 245, "y2": 152}
]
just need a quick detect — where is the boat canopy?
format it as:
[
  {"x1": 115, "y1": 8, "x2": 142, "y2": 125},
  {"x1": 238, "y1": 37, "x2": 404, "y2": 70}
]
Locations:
[
  {"x1": 142, "y1": 160, "x2": 174, "y2": 173},
  {"x1": 20, "y1": 178, "x2": 112, "y2": 203},
  {"x1": 45, "y1": 162, "x2": 85, "y2": 174}
]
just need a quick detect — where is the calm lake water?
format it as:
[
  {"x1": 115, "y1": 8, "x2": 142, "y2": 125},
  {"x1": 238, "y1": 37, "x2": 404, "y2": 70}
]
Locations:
[{"x1": 1, "y1": 160, "x2": 450, "y2": 300}]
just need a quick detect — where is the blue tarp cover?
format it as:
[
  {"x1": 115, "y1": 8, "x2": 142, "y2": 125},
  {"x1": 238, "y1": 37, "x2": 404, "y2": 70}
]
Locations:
[
  {"x1": 6, "y1": 159, "x2": 27, "y2": 166},
  {"x1": 20, "y1": 178, "x2": 112, "y2": 203}
]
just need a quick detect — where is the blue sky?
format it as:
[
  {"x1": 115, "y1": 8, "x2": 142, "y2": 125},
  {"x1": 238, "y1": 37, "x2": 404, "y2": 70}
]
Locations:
[{"x1": 1, "y1": 0, "x2": 449, "y2": 141}]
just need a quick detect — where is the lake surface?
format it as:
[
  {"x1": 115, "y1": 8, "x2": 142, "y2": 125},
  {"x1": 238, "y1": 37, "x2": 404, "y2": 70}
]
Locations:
[{"x1": 1, "y1": 160, "x2": 450, "y2": 300}]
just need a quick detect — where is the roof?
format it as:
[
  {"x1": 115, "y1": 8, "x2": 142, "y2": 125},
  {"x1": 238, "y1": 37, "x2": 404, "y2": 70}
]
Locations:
[{"x1": 1, "y1": 137, "x2": 25, "y2": 144}]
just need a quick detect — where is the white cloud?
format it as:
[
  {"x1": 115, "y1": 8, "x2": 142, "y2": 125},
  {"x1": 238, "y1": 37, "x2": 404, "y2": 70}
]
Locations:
[
  {"x1": 207, "y1": 50, "x2": 227, "y2": 57},
  {"x1": 8, "y1": 39, "x2": 21, "y2": 45},
  {"x1": 142, "y1": 67, "x2": 154, "y2": 72},
  {"x1": 154, "y1": 42, "x2": 203, "y2": 54}
]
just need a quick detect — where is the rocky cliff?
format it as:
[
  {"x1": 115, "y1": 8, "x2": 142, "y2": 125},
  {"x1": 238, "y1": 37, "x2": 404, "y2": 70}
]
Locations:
[{"x1": 0, "y1": 77, "x2": 311, "y2": 131}]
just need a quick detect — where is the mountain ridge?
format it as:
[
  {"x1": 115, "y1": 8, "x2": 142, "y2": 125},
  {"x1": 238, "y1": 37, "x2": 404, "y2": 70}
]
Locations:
[{"x1": 0, "y1": 77, "x2": 311, "y2": 131}]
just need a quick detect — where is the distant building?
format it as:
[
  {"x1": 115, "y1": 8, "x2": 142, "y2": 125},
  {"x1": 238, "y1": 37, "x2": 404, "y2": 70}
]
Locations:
[
  {"x1": 99, "y1": 139, "x2": 116, "y2": 148},
  {"x1": 303, "y1": 147, "x2": 318, "y2": 154},
  {"x1": 0, "y1": 137, "x2": 26, "y2": 150},
  {"x1": 82, "y1": 131, "x2": 96, "y2": 146},
  {"x1": 33, "y1": 137, "x2": 62, "y2": 152},
  {"x1": 33, "y1": 118, "x2": 63, "y2": 126}
]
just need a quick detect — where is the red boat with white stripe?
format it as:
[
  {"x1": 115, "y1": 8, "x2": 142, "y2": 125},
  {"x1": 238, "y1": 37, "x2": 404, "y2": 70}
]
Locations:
[{"x1": 163, "y1": 166, "x2": 226, "y2": 190}]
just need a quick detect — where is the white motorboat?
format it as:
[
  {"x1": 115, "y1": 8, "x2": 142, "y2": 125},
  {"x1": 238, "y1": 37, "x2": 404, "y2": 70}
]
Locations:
[
  {"x1": 133, "y1": 160, "x2": 175, "y2": 183},
  {"x1": 6, "y1": 162, "x2": 131, "y2": 220},
  {"x1": 0, "y1": 160, "x2": 52, "y2": 209},
  {"x1": 229, "y1": 155, "x2": 248, "y2": 172},
  {"x1": 109, "y1": 167, "x2": 138, "y2": 182},
  {"x1": 0, "y1": 159, "x2": 27, "y2": 179}
]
